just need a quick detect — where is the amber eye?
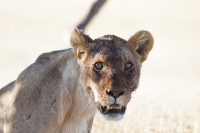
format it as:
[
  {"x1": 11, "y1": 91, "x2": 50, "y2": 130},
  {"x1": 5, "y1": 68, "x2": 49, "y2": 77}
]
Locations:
[
  {"x1": 125, "y1": 62, "x2": 133, "y2": 70},
  {"x1": 94, "y1": 62, "x2": 103, "y2": 71}
]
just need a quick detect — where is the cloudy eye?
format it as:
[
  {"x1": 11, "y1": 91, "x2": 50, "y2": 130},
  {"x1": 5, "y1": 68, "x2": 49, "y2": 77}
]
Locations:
[
  {"x1": 125, "y1": 62, "x2": 133, "y2": 71},
  {"x1": 94, "y1": 62, "x2": 103, "y2": 71}
]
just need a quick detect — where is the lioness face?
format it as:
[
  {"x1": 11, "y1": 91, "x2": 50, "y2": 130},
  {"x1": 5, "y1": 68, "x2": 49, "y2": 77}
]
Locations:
[
  {"x1": 83, "y1": 42, "x2": 141, "y2": 120},
  {"x1": 71, "y1": 28, "x2": 153, "y2": 121}
]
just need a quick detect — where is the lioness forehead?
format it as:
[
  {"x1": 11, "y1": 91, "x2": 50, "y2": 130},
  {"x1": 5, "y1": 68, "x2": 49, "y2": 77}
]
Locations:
[
  {"x1": 89, "y1": 35, "x2": 133, "y2": 63},
  {"x1": 94, "y1": 35, "x2": 127, "y2": 47}
]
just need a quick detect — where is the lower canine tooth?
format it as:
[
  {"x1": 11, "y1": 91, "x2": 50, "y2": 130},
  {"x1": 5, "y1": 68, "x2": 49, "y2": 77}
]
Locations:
[
  {"x1": 119, "y1": 105, "x2": 122, "y2": 109},
  {"x1": 107, "y1": 105, "x2": 111, "y2": 110}
]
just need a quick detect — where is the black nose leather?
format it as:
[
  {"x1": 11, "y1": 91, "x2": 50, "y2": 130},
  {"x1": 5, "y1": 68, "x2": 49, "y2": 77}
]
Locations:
[{"x1": 106, "y1": 90, "x2": 125, "y2": 98}]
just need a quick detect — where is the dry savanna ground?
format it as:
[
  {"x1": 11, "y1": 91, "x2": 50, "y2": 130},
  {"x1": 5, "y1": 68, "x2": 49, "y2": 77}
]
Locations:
[{"x1": 0, "y1": 0, "x2": 200, "y2": 132}]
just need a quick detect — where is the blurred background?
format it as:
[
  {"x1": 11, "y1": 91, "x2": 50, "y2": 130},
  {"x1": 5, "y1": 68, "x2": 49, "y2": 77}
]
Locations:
[{"x1": 0, "y1": 0, "x2": 200, "y2": 132}]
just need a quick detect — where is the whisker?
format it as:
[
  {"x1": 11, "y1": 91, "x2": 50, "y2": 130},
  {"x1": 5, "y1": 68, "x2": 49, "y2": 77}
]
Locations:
[
  {"x1": 87, "y1": 102, "x2": 94, "y2": 110},
  {"x1": 89, "y1": 102, "x2": 96, "y2": 110},
  {"x1": 91, "y1": 102, "x2": 98, "y2": 109},
  {"x1": 94, "y1": 102, "x2": 99, "y2": 107},
  {"x1": 82, "y1": 100, "x2": 93, "y2": 112}
]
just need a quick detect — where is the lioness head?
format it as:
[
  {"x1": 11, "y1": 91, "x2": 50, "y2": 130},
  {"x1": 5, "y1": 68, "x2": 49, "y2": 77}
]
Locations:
[{"x1": 70, "y1": 28, "x2": 153, "y2": 121}]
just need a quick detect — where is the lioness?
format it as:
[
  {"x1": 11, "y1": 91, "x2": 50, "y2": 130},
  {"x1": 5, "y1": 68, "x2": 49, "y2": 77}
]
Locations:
[{"x1": 0, "y1": 28, "x2": 153, "y2": 133}]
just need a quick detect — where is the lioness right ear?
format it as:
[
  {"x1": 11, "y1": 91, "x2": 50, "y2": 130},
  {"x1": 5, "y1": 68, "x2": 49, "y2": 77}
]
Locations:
[
  {"x1": 128, "y1": 30, "x2": 154, "y2": 63},
  {"x1": 70, "y1": 28, "x2": 93, "y2": 65}
]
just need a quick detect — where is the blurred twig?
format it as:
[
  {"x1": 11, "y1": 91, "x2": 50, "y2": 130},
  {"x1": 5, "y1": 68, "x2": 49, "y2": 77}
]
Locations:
[{"x1": 77, "y1": 0, "x2": 107, "y2": 31}]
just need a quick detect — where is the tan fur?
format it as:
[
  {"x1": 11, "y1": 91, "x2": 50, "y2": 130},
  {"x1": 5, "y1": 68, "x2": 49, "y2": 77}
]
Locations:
[{"x1": 0, "y1": 28, "x2": 153, "y2": 133}]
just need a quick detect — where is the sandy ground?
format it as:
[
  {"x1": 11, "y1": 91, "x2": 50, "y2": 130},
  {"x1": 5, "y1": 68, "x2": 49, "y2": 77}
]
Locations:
[{"x1": 0, "y1": 0, "x2": 200, "y2": 132}]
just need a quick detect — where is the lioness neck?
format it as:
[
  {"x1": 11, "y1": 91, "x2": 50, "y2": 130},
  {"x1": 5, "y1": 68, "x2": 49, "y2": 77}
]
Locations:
[{"x1": 58, "y1": 49, "x2": 96, "y2": 133}]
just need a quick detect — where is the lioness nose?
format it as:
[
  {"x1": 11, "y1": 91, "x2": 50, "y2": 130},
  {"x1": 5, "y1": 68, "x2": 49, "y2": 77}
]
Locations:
[{"x1": 106, "y1": 90, "x2": 125, "y2": 98}]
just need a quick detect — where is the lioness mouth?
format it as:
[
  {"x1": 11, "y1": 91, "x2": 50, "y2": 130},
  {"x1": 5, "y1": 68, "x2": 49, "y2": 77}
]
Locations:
[{"x1": 99, "y1": 103, "x2": 126, "y2": 115}]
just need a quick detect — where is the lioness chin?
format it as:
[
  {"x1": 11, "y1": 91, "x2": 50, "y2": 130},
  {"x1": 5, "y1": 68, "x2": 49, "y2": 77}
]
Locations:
[{"x1": 0, "y1": 28, "x2": 153, "y2": 133}]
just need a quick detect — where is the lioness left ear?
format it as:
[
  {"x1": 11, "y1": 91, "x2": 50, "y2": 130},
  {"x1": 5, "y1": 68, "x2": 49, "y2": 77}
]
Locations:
[
  {"x1": 70, "y1": 27, "x2": 93, "y2": 65},
  {"x1": 128, "y1": 30, "x2": 154, "y2": 63}
]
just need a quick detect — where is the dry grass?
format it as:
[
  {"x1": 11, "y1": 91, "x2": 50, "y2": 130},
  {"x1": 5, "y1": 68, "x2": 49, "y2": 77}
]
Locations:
[{"x1": 0, "y1": 0, "x2": 200, "y2": 132}]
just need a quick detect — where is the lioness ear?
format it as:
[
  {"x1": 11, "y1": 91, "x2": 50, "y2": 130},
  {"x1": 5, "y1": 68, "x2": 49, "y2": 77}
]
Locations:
[
  {"x1": 70, "y1": 27, "x2": 93, "y2": 64},
  {"x1": 128, "y1": 30, "x2": 154, "y2": 63}
]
